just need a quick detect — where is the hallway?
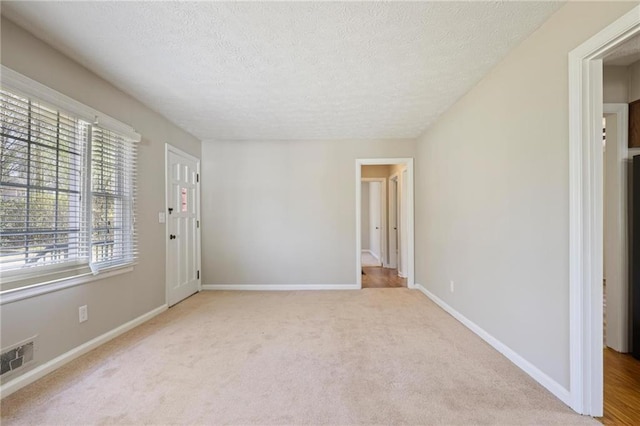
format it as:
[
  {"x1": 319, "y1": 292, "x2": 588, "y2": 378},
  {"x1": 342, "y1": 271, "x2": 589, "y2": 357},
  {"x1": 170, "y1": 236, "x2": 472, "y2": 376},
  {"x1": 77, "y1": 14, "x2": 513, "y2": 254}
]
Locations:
[{"x1": 361, "y1": 266, "x2": 407, "y2": 288}]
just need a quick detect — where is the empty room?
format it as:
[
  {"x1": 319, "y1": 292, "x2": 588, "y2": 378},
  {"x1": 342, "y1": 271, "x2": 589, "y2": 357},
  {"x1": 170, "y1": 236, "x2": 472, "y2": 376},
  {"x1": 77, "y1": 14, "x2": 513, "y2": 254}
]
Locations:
[{"x1": 1, "y1": 1, "x2": 640, "y2": 424}]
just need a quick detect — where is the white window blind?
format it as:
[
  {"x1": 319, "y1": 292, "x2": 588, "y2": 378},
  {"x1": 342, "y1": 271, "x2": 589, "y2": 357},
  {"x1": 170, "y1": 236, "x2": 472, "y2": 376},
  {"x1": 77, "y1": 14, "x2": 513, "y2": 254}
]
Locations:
[
  {"x1": 0, "y1": 89, "x2": 89, "y2": 272},
  {"x1": 89, "y1": 127, "x2": 137, "y2": 273},
  {"x1": 0, "y1": 75, "x2": 138, "y2": 287}
]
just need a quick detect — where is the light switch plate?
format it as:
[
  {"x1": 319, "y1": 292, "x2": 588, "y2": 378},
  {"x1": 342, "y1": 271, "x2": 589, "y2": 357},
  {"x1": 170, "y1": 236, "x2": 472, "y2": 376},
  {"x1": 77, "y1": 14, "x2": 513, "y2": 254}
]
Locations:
[{"x1": 158, "y1": 212, "x2": 166, "y2": 223}]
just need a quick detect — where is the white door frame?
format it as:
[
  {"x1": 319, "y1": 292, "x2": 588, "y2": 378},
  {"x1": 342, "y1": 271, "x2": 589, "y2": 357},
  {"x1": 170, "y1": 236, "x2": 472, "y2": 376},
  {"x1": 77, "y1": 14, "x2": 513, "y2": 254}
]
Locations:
[
  {"x1": 568, "y1": 5, "x2": 639, "y2": 416},
  {"x1": 361, "y1": 177, "x2": 386, "y2": 266},
  {"x1": 165, "y1": 143, "x2": 202, "y2": 306},
  {"x1": 603, "y1": 103, "x2": 630, "y2": 353},
  {"x1": 356, "y1": 158, "x2": 414, "y2": 289}
]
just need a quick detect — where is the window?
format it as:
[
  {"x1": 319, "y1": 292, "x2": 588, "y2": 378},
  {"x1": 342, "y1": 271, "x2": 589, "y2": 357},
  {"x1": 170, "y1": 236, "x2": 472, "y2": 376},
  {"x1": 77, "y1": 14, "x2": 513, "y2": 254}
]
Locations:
[
  {"x1": 0, "y1": 90, "x2": 86, "y2": 272},
  {"x1": 89, "y1": 128, "x2": 136, "y2": 272},
  {"x1": 0, "y1": 71, "x2": 138, "y2": 292}
]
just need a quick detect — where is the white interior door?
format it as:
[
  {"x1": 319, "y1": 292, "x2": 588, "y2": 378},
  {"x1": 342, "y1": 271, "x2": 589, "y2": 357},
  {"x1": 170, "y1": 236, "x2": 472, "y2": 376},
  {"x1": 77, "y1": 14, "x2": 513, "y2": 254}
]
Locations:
[
  {"x1": 398, "y1": 169, "x2": 408, "y2": 278},
  {"x1": 166, "y1": 146, "x2": 200, "y2": 307},
  {"x1": 369, "y1": 181, "x2": 382, "y2": 265},
  {"x1": 389, "y1": 176, "x2": 398, "y2": 269}
]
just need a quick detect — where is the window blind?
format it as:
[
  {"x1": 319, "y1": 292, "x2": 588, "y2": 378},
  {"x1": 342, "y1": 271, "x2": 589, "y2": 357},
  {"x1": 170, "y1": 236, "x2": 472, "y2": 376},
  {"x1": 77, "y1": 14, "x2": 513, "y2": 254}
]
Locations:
[
  {"x1": 0, "y1": 74, "x2": 139, "y2": 287},
  {"x1": 0, "y1": 89, "x2": 89, "y2": 272},
  {"x1": 89, "y1": 127, "x2": 137, "y2": 273}
]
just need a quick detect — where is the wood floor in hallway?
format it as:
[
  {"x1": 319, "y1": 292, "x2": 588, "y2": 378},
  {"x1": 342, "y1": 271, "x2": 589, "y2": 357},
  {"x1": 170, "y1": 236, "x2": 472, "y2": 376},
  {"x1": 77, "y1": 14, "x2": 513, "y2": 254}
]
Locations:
[
  {"x1": 600, "y1": 348, "x2": 640, "y2": 425},
  {"x1": 361, "y1": 266, "x2": 407, "y2": 288}
]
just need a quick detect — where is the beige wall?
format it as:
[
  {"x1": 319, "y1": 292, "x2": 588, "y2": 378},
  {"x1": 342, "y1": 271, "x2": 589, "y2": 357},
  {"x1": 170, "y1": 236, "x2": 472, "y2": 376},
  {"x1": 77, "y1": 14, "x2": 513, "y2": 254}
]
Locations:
[
  {"x1": 415, "y1": 1, "x2": 637, "y2": 390},
  {"x1": 604, "y1": 61, "x2": 640, "y2": 103},
  {"x1": 0, "y1": 18, "x2": 201, "y2": 383},
  {"x1": 201, "y1": 139, "x2": 415, "y2": 285},
  {"x1": 361, "y1": 165, "x2": 390, "y2": 178},
  {"x1": 603, "y1": 66, "x2": 629, "y2": 103},
  {"x1": 630, "y1": 60, "x2": 640, "y2": 102}
]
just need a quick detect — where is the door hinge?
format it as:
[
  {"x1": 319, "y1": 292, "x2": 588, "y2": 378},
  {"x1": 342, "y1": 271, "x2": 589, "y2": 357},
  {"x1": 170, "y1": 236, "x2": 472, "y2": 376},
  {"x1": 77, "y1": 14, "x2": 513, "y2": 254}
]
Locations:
[
  {"x1": 196, "y1": 174, "x2": 199, "y2": 183},
  {"x1": 197, "y1": 270, "x2": 200, "y2": 280},
  {"x1": 197, "y1": 220, "x2": 200, "y2": 228}
]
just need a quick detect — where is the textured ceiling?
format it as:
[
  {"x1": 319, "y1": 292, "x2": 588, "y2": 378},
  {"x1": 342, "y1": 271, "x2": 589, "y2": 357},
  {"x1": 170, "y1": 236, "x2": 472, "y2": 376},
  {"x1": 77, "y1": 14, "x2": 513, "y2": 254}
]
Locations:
[
  {"x1": 605, "y1": 33, "x2": 640, "y2": 66},
  {"x1": 2, "y1": 1, "x2": 563, "y2": 141}
]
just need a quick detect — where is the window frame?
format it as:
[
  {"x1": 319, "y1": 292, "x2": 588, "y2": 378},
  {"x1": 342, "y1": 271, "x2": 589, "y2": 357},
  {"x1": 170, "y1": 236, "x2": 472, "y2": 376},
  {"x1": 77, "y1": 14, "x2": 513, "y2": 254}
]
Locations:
[{"x1": 0, "y1": 66, "x2": 140, "y2": 305}]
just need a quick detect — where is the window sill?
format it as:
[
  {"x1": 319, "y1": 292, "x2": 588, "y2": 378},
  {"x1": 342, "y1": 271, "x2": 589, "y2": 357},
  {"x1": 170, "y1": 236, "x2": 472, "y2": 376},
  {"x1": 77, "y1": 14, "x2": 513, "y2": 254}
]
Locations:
[{"x1": 0, "y1": 264, "x2": 135, "y2": 305}]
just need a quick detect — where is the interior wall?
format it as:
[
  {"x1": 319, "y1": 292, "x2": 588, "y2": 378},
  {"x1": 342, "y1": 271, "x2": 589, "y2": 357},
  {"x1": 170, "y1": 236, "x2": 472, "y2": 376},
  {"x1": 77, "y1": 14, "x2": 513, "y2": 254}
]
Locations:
[
  {"x1": 201, "y1": 139, "x2": 415, "y2": 285},
  {"x1": 362, "y1": 165, "x2": 390, "y2": 178},
  {"x1": 630, "y1": 60, "x2": 640, "y2": 102},
  {"x1": 0, "y1": 17, "x2": 201, "y2": 384},
  {"x1": 361, "y1": 182, "x2": 370, "y2": 250},
  {"x1": 414, "y1": 1, "x2": 637, "y2": 390},
  {"x1": 604, "y1": 66, "x2": 630, "y2": 103}
]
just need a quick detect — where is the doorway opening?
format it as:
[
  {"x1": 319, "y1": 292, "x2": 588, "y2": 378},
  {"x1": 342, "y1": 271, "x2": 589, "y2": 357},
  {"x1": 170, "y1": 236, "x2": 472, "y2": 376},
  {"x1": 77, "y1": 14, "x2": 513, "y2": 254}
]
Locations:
[
  {"x1": 356, "y1": 159, "x2": 414, "y2": 289},
  {"x1": 601, "y1": 55, "x2": 640, "y2": 423}
]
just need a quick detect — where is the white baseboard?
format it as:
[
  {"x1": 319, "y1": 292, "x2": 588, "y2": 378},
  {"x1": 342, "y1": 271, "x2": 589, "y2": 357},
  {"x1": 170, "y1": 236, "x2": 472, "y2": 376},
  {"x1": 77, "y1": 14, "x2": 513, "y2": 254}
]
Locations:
[
  {"x1": 414, "y1": 284, "x2": 571, "y2": 407},
  {"x1": 202, "y1": 284, "x2": 359, "y2": 291},
  {"x1": 0, "y1": 304, "x2": 167, "y2": 399}
]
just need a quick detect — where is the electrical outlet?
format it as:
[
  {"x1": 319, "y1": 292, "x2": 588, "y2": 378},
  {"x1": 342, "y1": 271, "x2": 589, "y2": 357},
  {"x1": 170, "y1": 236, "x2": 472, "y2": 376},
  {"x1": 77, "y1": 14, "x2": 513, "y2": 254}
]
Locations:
[
  {"x1": 79, "y1": 305, "x2": 88, "y2": 323},
  {"x1": 450, "y1": 281, "x2": 454, "y2": 293}
]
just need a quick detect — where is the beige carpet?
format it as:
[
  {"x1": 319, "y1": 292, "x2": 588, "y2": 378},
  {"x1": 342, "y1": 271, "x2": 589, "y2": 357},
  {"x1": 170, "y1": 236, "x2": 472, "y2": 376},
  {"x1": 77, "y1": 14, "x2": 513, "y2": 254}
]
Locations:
[{"x1": 1, "y1": 289, "x2": 596, "y2": 425}]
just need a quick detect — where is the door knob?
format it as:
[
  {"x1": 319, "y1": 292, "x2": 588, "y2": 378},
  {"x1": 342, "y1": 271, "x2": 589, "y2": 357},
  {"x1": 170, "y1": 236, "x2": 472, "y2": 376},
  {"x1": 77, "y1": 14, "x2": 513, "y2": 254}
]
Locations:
[{"x1": 169, "y1": 234, "x2": 176, "y2": 240}]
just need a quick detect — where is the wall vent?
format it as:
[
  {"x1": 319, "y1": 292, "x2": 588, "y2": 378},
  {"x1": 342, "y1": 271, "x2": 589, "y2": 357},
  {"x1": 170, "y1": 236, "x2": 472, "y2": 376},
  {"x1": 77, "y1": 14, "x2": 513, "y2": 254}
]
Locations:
[{"x1": 1, "y1": 337, "x2": 36, "y2": 377}]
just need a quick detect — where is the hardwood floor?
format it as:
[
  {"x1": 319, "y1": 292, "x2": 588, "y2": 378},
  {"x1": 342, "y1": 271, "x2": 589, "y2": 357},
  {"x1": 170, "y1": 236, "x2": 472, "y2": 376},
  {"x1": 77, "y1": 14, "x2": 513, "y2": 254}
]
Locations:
[
  {"x1": 361, "y1": 266, "x2": 407, "y2": 288},
  {"x1": 600, "y1": 348, "x2": 640, "y2": 425}
]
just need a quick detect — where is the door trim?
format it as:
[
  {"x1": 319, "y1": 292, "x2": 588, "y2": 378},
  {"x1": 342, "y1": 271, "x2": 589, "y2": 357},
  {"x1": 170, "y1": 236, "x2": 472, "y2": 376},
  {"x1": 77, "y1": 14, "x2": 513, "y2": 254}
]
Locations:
[
  {"x1": 165, "y1": 143, "x2": 202, "y2": 306},
  {"x1": 355, "y1": 158, "x2": 414, "y2": 289},
  {"x1": 361, "y1": 177, "x2": 387, "y2": 267},
  {"x1": 568, "y1": 5, "x2": 640, "y2": 416}
]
